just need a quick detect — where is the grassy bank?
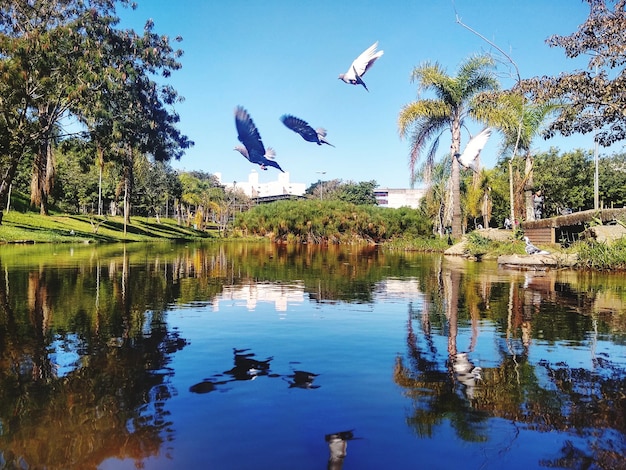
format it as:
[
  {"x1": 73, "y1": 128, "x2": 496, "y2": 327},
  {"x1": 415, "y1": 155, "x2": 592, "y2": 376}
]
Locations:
[
  {"x1": 0, "y1": 211, "x2": 215, "y2": 244},
  {"x1": 2, "y1": 209, "x2": 626, "y2": 272}
]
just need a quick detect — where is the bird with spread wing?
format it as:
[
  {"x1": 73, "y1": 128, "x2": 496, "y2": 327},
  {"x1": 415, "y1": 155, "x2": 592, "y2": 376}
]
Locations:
[
  {"x1": 338, "y1": 41, "x2": 384, "y2": 92},
  {"x1": 455, "y1": 128, "x2": 492, "y2": 172},
  {"x1": 234, "y1": 106, "x2": 284, "y2": 172},
  {"x1": 280, "y1": 115, "x2": 334, "y2": 147}
]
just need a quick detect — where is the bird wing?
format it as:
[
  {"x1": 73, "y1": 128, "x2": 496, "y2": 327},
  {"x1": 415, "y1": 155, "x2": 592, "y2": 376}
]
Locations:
[
  {"x1": 458, "y1": 128, "x2": 492, "y2": 170},
  {"x1": 350, "y1": 41, "x2": 384, "y2": 77},
  {"x1": 525, "y1": 244, "x2": 539, "y2": 255},
  {"x1": 234, "y1": 145, "x2": 250, "y2": 161},
  {"x1": 280, "y1": 115, "x2": 318, "y2": 142},
  {"x1": 235, "y1": 106, "x2": 266, "y2": 163}
]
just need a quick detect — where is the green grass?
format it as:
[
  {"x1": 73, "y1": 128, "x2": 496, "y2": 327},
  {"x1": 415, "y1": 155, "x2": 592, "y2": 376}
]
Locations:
[
  {"x1": 464, "y1": 232, "x2": 527, "y2": 258},
  {"x1": 383, "y1": 236, "x2": 450, "y2": 252},
  {"x1": 0, "y1": 210, "x2": 216, "y2": 244}
]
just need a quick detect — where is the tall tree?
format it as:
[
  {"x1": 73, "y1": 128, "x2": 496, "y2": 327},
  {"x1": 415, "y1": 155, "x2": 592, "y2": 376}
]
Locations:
[
  {"x1": 474, "y1": 91, "x2": 559, "y2": 221},
  {"x1": 398, "y1": 55, "x2": 499, "y2": 237},
  {"x1": 0, "y1": 0, "x2": 134, "y2": 214},
  {"x1": 0, "y1": 0, "x2": 192, "y2": 220},
  {"x1": 521, "y1": 0, "x2": 626, "y2": 147},
  {"x1": 77, "y1": 16, "x2": 193, "y2": 228}
]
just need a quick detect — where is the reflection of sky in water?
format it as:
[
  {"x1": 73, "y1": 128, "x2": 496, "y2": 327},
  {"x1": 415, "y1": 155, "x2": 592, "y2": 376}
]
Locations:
[{"x1": 48, "y1": 334, "x2": 83, "y2": 377}]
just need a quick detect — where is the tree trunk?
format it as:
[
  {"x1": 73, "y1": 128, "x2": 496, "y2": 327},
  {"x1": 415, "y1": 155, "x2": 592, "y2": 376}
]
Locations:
[
  {"x1": 123, "y1": 180, "x2": 128, "y2": 235},
  {"x1": 482, "y1": 191, "x2": 490, "y2": 228},
  {"x1": 509, "y1": 160, "x2": 515, "y2": 228},
  {"x1": 30, "y1": 105, "x2": 55, "y2": 216},
  {"x1": 5, "y1": 184, "x2": 11, "y2": 212},
  {"x1": 123, "y1": 146, "x2": 133, "y2": 231},
  {"x1": 524, "y1": 155, "x2": 535, "y2": 221},
  {"x1": 97, "y1": 144, "x2": 104, "y2": 216},
  {"x1": 0, "y1": 143, "x2": 23, "y2": 209},
  {"x1": 31, "y1": 139, "x2": 49, "y2": 215},
  {"x1": 450, "y1": 117, "x2": 462, "y2": 238}
]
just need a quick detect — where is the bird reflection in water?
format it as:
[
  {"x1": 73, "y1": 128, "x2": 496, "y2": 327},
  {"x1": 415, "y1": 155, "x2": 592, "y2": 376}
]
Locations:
[
  {"x1": 189, "y1": 349, "x2": 321, "y2": 394},
  {"x1": 224, "y1": 348, "x2": 275, "y2": 381},
  {"x1": 325, "y1": 429, "x2": 356, "y2": 470},
  {"x1": 189, "y1": 348, "x2": 274, "y2": 394},
  {"x1": 285, "y1": 369, "x2": 320, "y2": 389},
  {"x1": 451, "y1": 352, "x2": 482, "y2": 400}
]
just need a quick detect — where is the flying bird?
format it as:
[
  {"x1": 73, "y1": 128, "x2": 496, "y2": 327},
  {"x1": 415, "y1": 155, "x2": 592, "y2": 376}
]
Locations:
[
  {"x1": 234, "y1": 106, "x2": 284, "y2": 172},
  {"x1": 524, "y1": 236, "x2": 550, "y2": 255},
  {"x1": 280, "y1": 115, "x2": 334, "y2": 147},
  {"x1": 338, "y1": 41, "x2": 384, "y2": 91},
  {"x1": 455, "y1": 128, "x2": 492, "y2": 171}
]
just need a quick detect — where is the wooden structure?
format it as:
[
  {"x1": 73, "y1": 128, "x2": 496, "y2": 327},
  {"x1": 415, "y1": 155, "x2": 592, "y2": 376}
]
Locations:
[{"x1": 521, "y1": 207, "x2": 626, "y2": 245}]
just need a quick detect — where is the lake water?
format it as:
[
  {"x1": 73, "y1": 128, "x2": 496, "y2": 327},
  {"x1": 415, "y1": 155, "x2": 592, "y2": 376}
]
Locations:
[{"x1": 0, "y1": 242, "x2": 625, "y2": 469}]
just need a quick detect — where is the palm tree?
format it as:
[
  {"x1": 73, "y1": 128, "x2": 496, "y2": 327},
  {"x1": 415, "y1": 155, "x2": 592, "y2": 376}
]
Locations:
[
  {"x1": 398, "y1": 55, "x2": 499, "y2": 238},
  {"x1": 474, "y1": 90, "x2": 559, "y2": 222}
]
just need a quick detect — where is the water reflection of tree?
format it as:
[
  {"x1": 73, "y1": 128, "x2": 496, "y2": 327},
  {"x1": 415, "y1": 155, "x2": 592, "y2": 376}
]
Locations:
[
  {"x1": 2, "y1": 243, "x2": 626, "y2": 467},
  {"x1": 394, "y1": 264, "x2": 626, "y2": 467},
  {"x1": 0, "y1": 257, "x2": 188, "y2": 469}
]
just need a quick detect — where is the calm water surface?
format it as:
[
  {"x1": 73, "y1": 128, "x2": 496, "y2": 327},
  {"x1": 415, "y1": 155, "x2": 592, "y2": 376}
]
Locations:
[{"x1": 0, "y1": 242, "x2": 625, "y2": 469}]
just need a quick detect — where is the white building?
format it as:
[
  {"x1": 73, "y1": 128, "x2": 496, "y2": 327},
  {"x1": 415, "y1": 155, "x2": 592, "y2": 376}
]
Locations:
[
  {"x1": 216, "y1": 171, "x2": 306, "y2": 198},
  {"x1": 374, "y1": 188, "x2": 425, "y2": 209}
]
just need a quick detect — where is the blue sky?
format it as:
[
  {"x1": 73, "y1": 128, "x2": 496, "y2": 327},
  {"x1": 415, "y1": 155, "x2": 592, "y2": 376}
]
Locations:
[{"x1": 117, "y1": 0, "x2": 610, "y2": 189}]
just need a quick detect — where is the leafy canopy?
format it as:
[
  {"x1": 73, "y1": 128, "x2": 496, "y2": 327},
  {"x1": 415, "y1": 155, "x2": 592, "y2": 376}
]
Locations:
[{"x1": 520, "y1": 0, "x2": 626, "y2": 146}]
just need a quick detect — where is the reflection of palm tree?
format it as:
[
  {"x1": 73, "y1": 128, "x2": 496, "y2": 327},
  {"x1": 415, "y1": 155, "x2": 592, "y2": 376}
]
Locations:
[{"x1": 393, "y1": 303, "x2": 488, "y2": 441}]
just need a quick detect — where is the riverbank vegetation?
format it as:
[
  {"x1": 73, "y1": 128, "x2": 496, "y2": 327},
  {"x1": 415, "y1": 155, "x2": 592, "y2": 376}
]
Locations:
[
  {"x1": 232, "y1": 199, "x2": 432, "y2": 244},
  {"x1": 573, "y1": 237, "x2": 626, "y2": 271}
]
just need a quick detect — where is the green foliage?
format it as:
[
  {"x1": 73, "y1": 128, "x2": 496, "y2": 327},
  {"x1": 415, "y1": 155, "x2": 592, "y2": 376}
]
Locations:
[
  {"x1": 337, "y1": 180, "x2": 378, "y2": 205},
  {"x1": 398, "y1": 54, "x2": 499, "y2": 237},
  {"x1": 233, "y1": 199, "x2": 433, "y2": 244},
  {"x1": 465, "y1": 232, "x2": 492, "y2": 257},
  {"x1": 305, "y1": 179, "x2": 378, "y2": 204},
  {"x1": 574, "y1": 238, "x2": 626, "y2": 270},
  {"x1": 0, "y1": 0, "x2": 191, "y2": 214},
  {"x1": 521, "y1": 0, "x2": 626, "y2": 146},
  {"x1": 53, "y1": 138, "x2": 100, "y2": 213},
  {"x1": 534, "y1": 148, "x2": 594, "y2": 215},
  {"x1": 599, "y1": 152, "x2": 626, "y2": 207}
]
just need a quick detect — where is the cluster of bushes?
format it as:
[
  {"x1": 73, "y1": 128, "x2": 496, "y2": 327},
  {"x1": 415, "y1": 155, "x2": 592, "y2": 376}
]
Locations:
[
  {"x1": 574, "y1": 237, "x2": 626, "y2": 270},
  {"x1": 232, "y1": 199, "x2": 433, "y2": 244}
]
